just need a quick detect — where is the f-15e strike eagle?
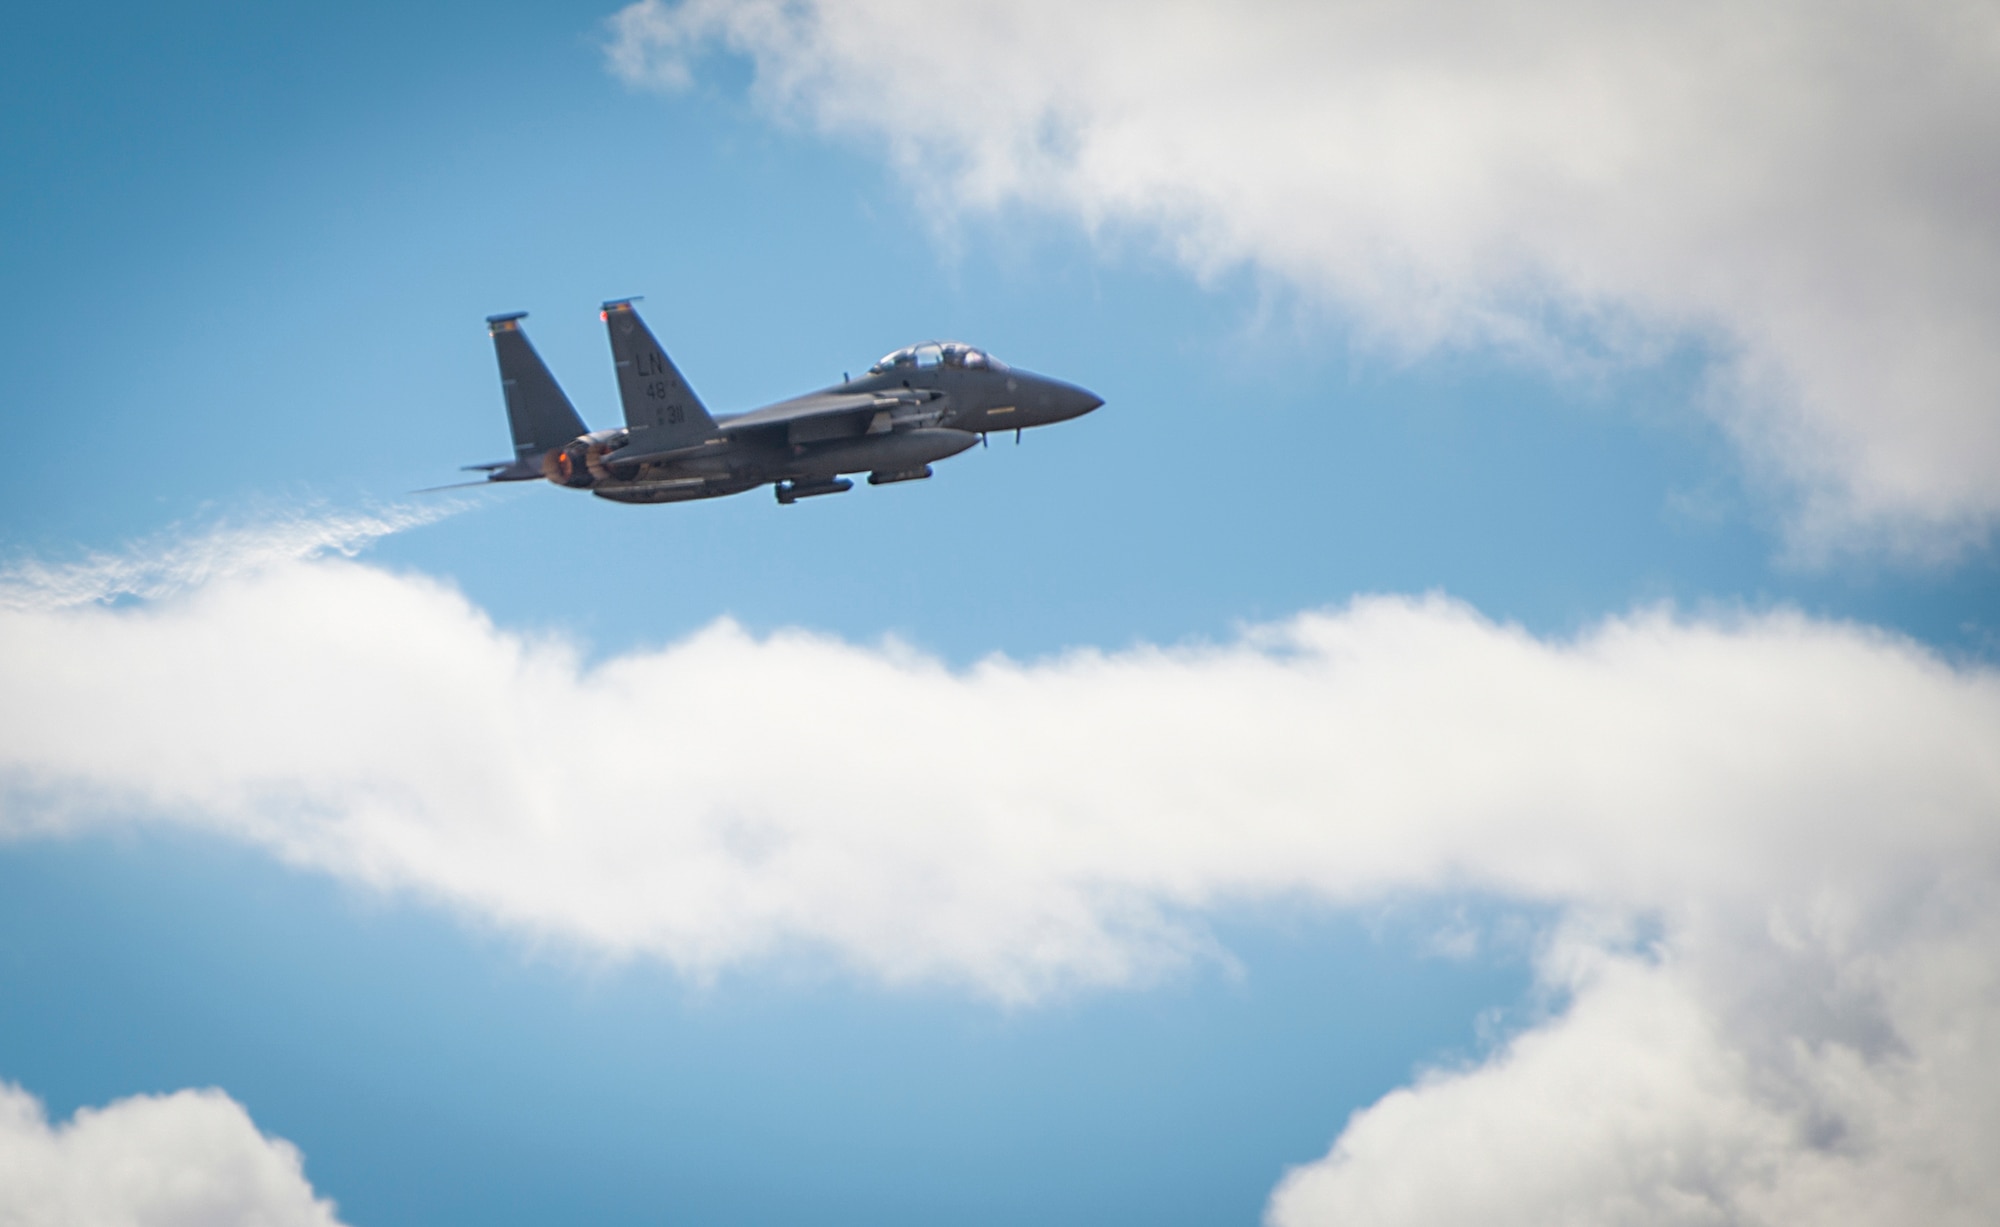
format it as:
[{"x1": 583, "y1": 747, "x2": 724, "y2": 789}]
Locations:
[{"x1": 457, "y1": 300, "x2": 1102, "y2": 505}]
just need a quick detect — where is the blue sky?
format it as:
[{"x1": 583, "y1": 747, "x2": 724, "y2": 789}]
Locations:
[{"x1": 3, "y1": 3, "x2": 1998, "y2": 1225}]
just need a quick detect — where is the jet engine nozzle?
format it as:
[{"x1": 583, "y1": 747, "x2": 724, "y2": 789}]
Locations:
[
  {"x1": 542, "y1": 444, "x2": 594, "y2": 488},
  {"x1": 541, "y1": 429, "x2": 632, "y2": 488}
]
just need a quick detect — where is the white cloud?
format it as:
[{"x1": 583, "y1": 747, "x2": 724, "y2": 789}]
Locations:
[
  {"x1": 605, "y1": 0, "x2": 2000, "y2": 556},
  {"x1": 1270, "y1": 911, "x2": 2000, "y2": 1227},
  {"x1": 5, "y1": 545, "x2": 1993, "y2": 992},
  {"x1": 1, "y1": 522, "x2": 1997, "y2": 1221},
  {"x1": 0, "y1": 1082, "x2": 347, "y2": 1227}
]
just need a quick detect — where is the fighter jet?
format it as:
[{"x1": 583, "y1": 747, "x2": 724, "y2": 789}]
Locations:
[{"x1": 457, "y1": 300, "x2": 1102, "y2": 505}]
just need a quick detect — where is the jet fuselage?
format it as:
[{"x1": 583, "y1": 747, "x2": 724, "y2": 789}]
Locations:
[{"x1": 467, "y1": 304, "x2": 1101, "y2": 506}]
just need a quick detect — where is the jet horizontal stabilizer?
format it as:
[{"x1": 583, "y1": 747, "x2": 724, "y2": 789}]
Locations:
[{"x1": 466, "y1": 456, "x2": 544, "y2": 481}]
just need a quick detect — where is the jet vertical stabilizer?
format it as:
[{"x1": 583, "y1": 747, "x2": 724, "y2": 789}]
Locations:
[
  {"x1": 488, "y1": 312, "x2": 588, "y2": 475},
  {"x1": 602, "y1": 299, "x2": 716, "y2": 455}
]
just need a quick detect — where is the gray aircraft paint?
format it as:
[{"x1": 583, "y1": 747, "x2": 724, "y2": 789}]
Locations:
[
  {"x1": 463, "y1": 303, "x2": 1101, "y2": 505},
  {"x1": 602, "y1": 299, "x2": 718, "y2": 454},
  {"x1": 478, "y1": 313, "x2": 587, "y2": 482}
]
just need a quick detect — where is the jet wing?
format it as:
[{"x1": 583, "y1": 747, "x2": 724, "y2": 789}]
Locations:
[
  {"x1": 713, "y1": 390, "x2": 907, "y2": 434},
  {"x1": 602, "y1": 389, "x2": 940, "y2": 467}
]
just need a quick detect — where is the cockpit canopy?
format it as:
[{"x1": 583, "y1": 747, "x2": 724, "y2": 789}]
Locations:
[{"x1": 868, "y1": 341, "x2": 1008, "y2": 374}]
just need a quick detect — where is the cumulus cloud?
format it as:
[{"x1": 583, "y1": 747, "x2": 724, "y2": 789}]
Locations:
[
  {"x1": 1, "y1": 521, "x2": 1997, "y2": 1221},
  {"x1": 1270, "y1": 912, "x2": 2000, "y2": 1227},
  {"x1": 0, "y1": 1082, "x2": 346, "y2": 1227},
  {"x1": 5, "y1": 538, "x2": 1994, "y2": 991},
  {"x1": 605, "y1": 0, "x2": 2000, "y2": 556}
]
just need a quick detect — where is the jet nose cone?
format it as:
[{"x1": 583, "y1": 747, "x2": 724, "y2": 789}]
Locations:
[{"x1": 1061, "y1": 383, "x2": 1104, "y2": 418}]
